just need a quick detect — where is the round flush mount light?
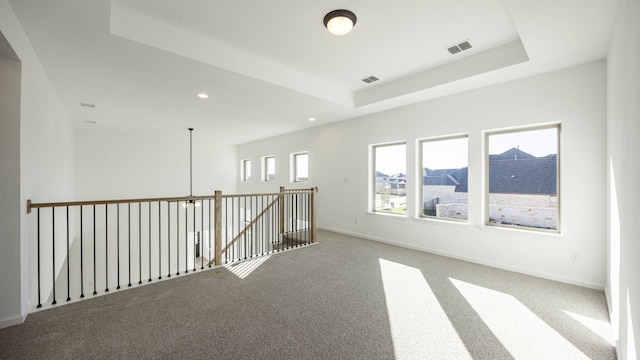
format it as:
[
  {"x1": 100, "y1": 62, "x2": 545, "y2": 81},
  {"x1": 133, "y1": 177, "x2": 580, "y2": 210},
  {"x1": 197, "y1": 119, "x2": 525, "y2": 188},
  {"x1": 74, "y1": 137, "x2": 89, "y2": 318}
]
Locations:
[
  {"x1": 323, "y1": 9, "x2": 357, "y2": 36},
  {"x1": 308, "y1": 117, "x2": 316, "y2": 122},
  {"x1": 197, "y1": 93, "x2": 209, "y2": 99}
]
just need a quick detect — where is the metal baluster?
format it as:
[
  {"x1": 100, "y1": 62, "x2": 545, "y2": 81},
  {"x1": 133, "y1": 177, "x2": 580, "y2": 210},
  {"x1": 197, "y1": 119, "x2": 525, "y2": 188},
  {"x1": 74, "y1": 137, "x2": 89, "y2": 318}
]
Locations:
[
  {"x1": 80, "y1": 206, "x2": 85, "y2": 298},
  {"x1": 66, "y1": 206, "x2": 70, "y2": 302},
  {"x1": 148, "y1": 202, "x2": 152, "y2": 282},
  {"x1": 200, "y1": 201, "x2": 204, "y2": 270},
  {"x1": 193, "y1": 202, "x2": 196, "y2": 272},
  {"x1": 105, "y1": 204, "x2": 109, "y2": 292},
  {"x1": 159, "y1": 201, "x2": 162, "y2": 280},
  {"x1": 176, "y1": 201, "x2": 180, "y2": 276},
  {"x1": 93, "y1": 205, "x2": 97, "y2": 295},
  {"x1": 117, "y1": 204, "x2": 121, "y2": 290},
  {"x1": 167, "y1": 202, "x2": 171, "y2": 278},
  {"x1": 36, "y1": 209, "x2": 42, "y2": 308},
  {"x1": 52, "y1": 208, "x2": 57, "y2": 305},
  {"x1": 208, "y1": 199, "x2": 212, "y2": 268},
  {"x1": 185, "y1": 203, "x2": 188, "y2": 274},
  {"x1": 138, "y1": 203, "x2": 142, "y2": 285},
  {"x1": 128, "y1": 203, "x2": 132, "y2": 287}
]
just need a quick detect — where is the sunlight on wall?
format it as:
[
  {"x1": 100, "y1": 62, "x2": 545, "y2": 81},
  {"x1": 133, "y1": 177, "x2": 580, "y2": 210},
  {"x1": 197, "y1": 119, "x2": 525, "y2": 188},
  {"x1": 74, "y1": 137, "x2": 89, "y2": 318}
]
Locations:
[
  {"x1": 226, "y1": 255, "x2": 271, "y2": 279},
  {"x1": 609, "y1": 159, "x2": 621, "y2": 343},
  {"x1": 379, "y1": 259, "x2": 472, "y2": 360},
  {"x1": 563, "y1": 310, "x2": 614, "y2": 345},
  {"x1": 450, "y1": 278, "x2": 590, "y2": 360}
]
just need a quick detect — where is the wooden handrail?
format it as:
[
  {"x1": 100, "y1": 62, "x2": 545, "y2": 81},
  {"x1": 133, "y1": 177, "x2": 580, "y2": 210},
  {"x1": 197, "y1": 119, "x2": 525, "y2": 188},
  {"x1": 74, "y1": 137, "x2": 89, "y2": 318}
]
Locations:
[{"x1": 222, "y1": 195, "x2": 280, "y2": 254}]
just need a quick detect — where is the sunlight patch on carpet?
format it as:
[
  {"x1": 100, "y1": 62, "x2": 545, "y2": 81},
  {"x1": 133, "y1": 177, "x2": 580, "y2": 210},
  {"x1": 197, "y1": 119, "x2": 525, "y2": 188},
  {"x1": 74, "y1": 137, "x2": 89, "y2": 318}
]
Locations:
[
  {"x1": 379, "y1": 258, "x2": 472, "y2": 360},
  {"x1": 563, "y1": 310, "x2": 614, "y2": 345},
  {"x1": 450, "y1": 278, "x2": 590, "y2": 360},
  {"x1": 226, "y1": 255, "x2": 271, "y2": 279}
]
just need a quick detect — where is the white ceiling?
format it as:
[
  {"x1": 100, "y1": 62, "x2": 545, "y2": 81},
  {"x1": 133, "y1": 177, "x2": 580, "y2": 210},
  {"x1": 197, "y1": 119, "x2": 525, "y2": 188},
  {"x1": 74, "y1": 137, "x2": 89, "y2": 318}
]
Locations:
[{"x1": 8, "y1": 0, "x2": 617, "y2": 144}]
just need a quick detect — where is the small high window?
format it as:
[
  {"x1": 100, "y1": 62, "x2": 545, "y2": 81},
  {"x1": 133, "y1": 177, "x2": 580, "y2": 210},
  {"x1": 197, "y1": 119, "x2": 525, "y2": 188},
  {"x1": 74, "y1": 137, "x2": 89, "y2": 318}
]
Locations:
[
  {"x1": 420, "y1": 135, "x2": 468, "y2": 221},
  {"x1": 241, "y1": 159, "x2": 251, "y2": 181},
  {"x1": 372, "y1": 142, "x2": 406, "y2": 215},
  {"x1": 262, "y1": 156, "x2": 275, "y2": 181},
  {"x1": 486, "y1": 125, "x2": 560, "y2": 231},
  {"x1": 292, "y1": 152, "x2": 309, "y2": 182}
]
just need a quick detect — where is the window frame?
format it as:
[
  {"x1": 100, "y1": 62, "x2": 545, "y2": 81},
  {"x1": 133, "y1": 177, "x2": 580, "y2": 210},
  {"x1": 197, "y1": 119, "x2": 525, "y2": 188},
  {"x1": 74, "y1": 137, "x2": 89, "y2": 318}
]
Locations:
[
  {"x1": 291, "y1": 151, "x2": 309, "y2": 183},
  {"x1": 418, "y1": 134, "x2": 469, "y2": 222},
  {"x1": 484, "y1": 123, "x2": 561, "y2": 233},
  {"x1": 262, "y1": 156, "x2": 276, "y2": 182},
  {"x1": 371, "y1": 141, "x2": 407, "y2": 216},
  {"x1": 241, "y1": 159, "x2": 251, "y2": 182}
]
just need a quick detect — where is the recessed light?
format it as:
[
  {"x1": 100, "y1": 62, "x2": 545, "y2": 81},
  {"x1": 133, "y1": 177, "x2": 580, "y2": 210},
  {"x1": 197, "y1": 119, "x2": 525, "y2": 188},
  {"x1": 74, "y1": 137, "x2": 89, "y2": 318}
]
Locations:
[
  {"x1": 308, "y1": 117, "x2": 317, "y2": 122},
  {"x1": 197, "y1": 93, "x2": 209, "y2": 99}
]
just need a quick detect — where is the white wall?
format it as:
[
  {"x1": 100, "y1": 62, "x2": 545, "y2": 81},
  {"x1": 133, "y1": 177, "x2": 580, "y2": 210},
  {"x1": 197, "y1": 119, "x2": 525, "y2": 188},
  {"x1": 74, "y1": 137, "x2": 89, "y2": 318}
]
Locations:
[
  {"x1": 606, "y1": 0, "x2": 640, "y2": 358},
  {"x1": 75, "y1": 127, "x2": 238, "y2": 200},
  {"x1": 0, "y1": 0, "x2": 76, "y2": 329},
  {"x1": 239, "y1": 60, "x2": 607, "y2": 289}
]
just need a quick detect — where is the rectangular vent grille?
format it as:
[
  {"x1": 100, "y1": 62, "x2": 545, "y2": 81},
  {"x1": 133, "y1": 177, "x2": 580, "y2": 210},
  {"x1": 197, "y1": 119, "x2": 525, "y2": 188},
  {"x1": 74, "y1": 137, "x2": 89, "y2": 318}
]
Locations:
[
  {"x1": 447, "y1": 40, "x2": 472, "y2": 55},
  {"x1": 362, "y1": 75, "x2": 379, "y2": 84},
  {"x1": 80, "y1": 103, "x2": 96, "y2": 108}
]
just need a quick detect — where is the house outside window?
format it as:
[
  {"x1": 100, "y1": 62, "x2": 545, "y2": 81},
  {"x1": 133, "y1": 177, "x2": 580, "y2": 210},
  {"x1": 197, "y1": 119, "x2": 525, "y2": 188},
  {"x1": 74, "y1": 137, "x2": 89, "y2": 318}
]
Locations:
[
  {"x1": 372, "y1": 142, "x2": 406, "y2": 215},
  {"x1": 486, "y1": 125, "x2": 560, "y2": 231},
  {"x1": 420, "y1": 135, "x2": 468, "y2": 221},
  {"x1": 262, "y1": 156, "x2": 275, "y2": 181},
  {"x1": 241, "y1": 159, "x2": 251, "y2": 181},
  {"x1": 292, "y1": 152, "x2": 308, "y2": 182}
]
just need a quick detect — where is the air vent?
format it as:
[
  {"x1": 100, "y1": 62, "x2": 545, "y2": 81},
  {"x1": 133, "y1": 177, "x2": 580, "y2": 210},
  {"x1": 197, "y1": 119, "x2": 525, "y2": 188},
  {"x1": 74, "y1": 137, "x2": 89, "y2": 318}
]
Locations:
[
  {"x1": 362, "y1": 75, "x2": 379, "y2": 84},
  {"x1": 447, "y1": 40, "x2": 472, "y2": 55},
  {"x1": 80, "y1": 103, "x2": 95, "y2": 108}
]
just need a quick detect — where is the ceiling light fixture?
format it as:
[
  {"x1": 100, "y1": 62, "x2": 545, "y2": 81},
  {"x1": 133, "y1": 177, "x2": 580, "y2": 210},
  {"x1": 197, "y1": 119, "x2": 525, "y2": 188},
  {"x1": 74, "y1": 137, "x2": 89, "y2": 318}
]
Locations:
[
  {"x1": 308, "y1": 117, "x2": 316, "y2": 122},
  {"x1": 197, "y1": 93, "x2": 209, "y2": 99},
  {"x1": 323, "y1": 9, "x2": 357, "y2": 36}
]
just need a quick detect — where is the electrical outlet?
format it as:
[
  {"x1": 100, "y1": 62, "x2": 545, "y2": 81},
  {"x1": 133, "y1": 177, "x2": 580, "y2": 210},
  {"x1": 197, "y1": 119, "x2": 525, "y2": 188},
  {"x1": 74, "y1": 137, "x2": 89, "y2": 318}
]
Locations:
[{"x1": 570, "y1": 252, "x2": 579, "y2": 262}]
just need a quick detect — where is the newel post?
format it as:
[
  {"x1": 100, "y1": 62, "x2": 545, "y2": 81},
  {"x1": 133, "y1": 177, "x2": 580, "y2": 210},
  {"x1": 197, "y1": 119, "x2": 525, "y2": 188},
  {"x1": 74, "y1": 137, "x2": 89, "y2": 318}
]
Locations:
[
  {"x1": 279, "y1": 186, "x2": 285, "y2": 235},
  {"x1": 214, "y1": 190, "x2": 222, "y2": 266}
]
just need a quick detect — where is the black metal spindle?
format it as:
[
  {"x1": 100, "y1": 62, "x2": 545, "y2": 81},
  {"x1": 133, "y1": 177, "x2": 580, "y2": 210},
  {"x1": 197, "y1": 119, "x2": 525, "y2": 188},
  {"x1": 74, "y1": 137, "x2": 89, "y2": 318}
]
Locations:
[
  {"x1": 167, "y1": 202, "x2": 171, "y2": 278},
  {"x1": 66, "y1": 206, "x2": 70, "y2": 302},
  {"x1": 128, "y1": 203, "x2": 132, "y2": 287},
  {"x1": 93, "y1": 205, "x2": 97, "y2": 296},
  {"x1": 117, "y1": 204, "x2": 121, "y2": 290},
  {"x1": 200, "y1": 202, "x2": 204, "y2": 270},
  {"x1": 184, "y1": 203, "x2": 188, "y2": 274},
  {"x1": 138, "y1": 203, "x2": 142, "y2": 285},
  {"x1": 36, "y1": 208, "x2": 42, "y2": 308},
  {"x1": 148, "y1": 202, "x2": 152, "y2": 282},
  {"x1": 208, "y1": 199, "x2": 211, "y2": 268},
  {"x1": 159, "y1": 201, "x2": 162, "y2": 280},
  {"x1": 52, "y1": 208, "x2": 57, "y2": 305},
  {"x1": 176, "y1": 201, "x2": 180, "y2": 276},
  {"x1": 193, "y1": 202, "x2": 196, "y2": 272},
  {"x1": 105, "y1": 204, "x2": 109, "y2": 292},
  {"x1": 80, "y1": 206, "x2": 84, "y2": 298}
]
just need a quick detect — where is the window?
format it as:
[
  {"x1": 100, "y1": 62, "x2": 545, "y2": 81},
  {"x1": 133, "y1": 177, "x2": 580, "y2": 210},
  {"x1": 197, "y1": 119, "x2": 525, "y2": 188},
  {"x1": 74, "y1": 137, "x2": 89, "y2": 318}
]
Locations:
[
  {"x1": 292, "y1": 152, "x2": 309, "y2": 182},
  {"x1": 486, "y1": 125, "x2": 559, "y2": 231},
  {"x1": 241, "y1": 159, "x2": 251, "y2": 181},
  {"x1": 262, "y1": 156, "x2": 275, "y2": 181},
  {"x1": 420, "y1": 135, "x2": 468, "y2": 221},
  {"x1": 372, "y1": 142, "x2": 406, "y2": 215}
]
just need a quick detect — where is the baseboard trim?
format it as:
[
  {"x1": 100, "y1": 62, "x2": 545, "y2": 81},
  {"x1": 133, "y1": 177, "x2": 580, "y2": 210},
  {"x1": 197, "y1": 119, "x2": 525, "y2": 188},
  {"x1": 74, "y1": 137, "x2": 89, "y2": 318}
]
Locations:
[
  {"x1": 318, "y1": 226, "x2": 605, "y2": 291},
  {"x1": 0, "y1": 312, "x2": 27, "y2": 330}
]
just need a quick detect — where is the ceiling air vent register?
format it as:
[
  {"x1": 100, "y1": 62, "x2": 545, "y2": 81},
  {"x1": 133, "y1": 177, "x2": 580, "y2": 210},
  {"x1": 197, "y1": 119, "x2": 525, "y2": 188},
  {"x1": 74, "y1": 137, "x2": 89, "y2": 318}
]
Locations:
[
  {"x1": 447, "y1": 40, "x2": 472, "y2": 55},
  {"x1": 362, "y1": 75, "x2": 379, "y2": 84}
]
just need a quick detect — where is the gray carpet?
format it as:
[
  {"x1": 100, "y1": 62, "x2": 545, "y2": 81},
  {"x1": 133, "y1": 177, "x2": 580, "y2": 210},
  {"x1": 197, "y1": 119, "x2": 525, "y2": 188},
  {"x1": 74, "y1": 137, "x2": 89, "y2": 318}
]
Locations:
[{"x1": 0, "y1": 230, "x2": 616, "y2": 359}]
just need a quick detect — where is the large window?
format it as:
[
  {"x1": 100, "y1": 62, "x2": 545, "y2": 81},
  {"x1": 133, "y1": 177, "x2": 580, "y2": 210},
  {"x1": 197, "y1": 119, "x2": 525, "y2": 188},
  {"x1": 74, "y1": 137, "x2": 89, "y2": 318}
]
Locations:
[
  {"x1": 486, "y1": 125, "x2": 559, "y2": 231},
  {"x1": 241, "y1": 159, "x2": 251, "y2": 181},
  {"x1": 262, "y1": 156, "x2": 275, "y2": 181},
  {"x1": 372, "y1": 142, "x2": 406, "y2": 215},
  {"x1": 420, "y1": 135, "x2": 468, "y2": 221},
  {"x1": 292, "y1": 152, "x2": 309, "y2": 182}
]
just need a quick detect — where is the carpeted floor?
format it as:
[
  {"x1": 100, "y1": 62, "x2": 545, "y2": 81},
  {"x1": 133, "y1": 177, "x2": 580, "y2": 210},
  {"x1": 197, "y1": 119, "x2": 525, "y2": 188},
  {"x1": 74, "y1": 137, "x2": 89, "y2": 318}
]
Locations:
[{"x1": 0, "y1": 230, "x2": 616, "y2": 359}]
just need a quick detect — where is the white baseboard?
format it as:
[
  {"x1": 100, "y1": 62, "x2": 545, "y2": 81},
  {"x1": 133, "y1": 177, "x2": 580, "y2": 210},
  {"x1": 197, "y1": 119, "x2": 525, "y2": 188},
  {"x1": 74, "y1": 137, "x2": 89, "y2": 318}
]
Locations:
[
  {"x1": 318, "y1": 226, "x2": 605, "y2": 290},
  {"x1": 0, "y1": 312, "x2": 26, "y2": 330}
]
